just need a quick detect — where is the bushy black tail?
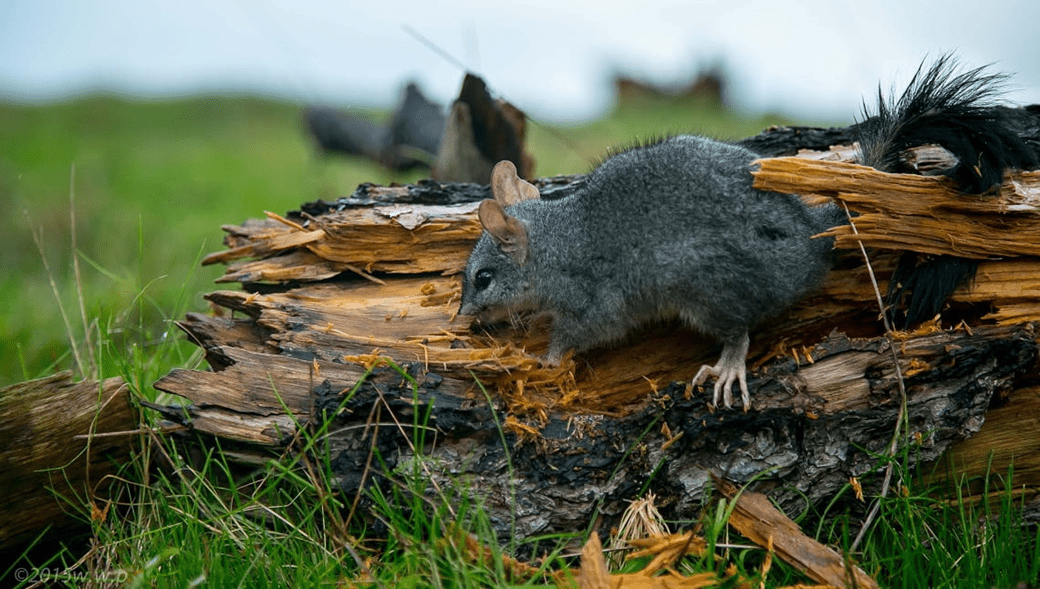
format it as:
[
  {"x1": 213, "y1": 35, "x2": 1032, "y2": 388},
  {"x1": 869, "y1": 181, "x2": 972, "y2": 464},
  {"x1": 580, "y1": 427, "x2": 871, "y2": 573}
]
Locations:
[{"x1": 856, "y1": 54, "x2": 1040, "y2": 326}]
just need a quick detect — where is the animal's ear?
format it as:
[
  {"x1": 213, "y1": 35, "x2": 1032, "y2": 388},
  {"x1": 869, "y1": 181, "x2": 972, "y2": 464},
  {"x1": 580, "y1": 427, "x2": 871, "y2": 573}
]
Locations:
[
  {"x1": 490, "y1": 160, "x2": 540, "y2": 207},
  {"x1": 478, "y1": 199, "x2": 529, "y2": 265}
]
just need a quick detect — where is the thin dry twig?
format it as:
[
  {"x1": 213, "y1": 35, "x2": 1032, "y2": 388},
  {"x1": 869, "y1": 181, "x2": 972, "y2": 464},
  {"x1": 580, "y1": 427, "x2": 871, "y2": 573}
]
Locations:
[
  {"x1": 30, "y1": 220, "x2": 85, "y2": 376},
  {"x1": 342, "y1": 397, "x2": 382, "y2": 533},
  {"x1": 68, "y1": 164, "x2": 98, "y2": 379},
  {"x1": 840, "y1": 203, "x2": 909, "y2": 552},
  {"x1": 369, "y1": 358, "x2": 457, "y2": 518}
]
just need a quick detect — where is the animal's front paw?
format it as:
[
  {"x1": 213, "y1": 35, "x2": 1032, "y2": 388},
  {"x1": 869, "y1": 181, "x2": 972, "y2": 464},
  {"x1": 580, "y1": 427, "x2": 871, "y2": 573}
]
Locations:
[
  {"x1": 541, "y1": 348, "x2": 566, "y2": 367},
  {"x1": 541, "y1": 342, "x2": 576, "y2": 368}
]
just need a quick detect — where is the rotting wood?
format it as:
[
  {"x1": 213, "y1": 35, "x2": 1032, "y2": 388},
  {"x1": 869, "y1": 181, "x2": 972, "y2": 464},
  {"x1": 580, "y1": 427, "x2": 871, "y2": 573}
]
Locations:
[
  {"x1": 752, "y1": 158, "x2": 1040, "y2": 324},
  {"x1": 152, "y1": 128, "x2": 1040, "y2": 544},
  {"x1": 205, "y1": 202, "x2": 483, "y2": 277},
  {"x1": 735, "y1": 125, "x2": 860, "y2": 157},
  {"x1": 0, "y1": 371, "x2": 135, "y2": 552}
]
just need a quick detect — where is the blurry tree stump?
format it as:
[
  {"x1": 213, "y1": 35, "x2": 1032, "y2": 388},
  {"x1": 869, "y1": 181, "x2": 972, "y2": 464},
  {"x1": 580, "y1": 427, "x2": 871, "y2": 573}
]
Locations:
[
  {"x1": 154, "y1": 125, "x2": 1040, "y2": 543},
  {"x1": 303, "y1": 73, "x2": 534, "y2": 183},
  {"x1": 434, "y1": 73, "x2": 535, "y2": 182}
]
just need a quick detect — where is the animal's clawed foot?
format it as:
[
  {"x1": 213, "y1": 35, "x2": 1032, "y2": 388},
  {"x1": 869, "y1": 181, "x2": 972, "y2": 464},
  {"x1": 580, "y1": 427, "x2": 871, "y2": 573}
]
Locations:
[
  {"x1": 692, "y1": 362, "x2": 749, "y2": 410},
  {"x1": 692, "y1": 333, "x2": 751, "y2": 410}
]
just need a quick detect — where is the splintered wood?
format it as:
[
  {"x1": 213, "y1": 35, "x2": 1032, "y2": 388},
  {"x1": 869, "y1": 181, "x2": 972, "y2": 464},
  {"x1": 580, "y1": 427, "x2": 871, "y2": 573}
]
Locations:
[
  {"x1": 203, "y1": 201, "x2": 484, "y2": 278},
  {"x1": 754, "y1": 158, "x2": 1040, "y2": 258},
  {"x1": 572, "y1": 527, "x2": 860, "y2": 588},
  {"x1": 574, "y1": 532, "x2": 721, "y2": 589},
  {"x1": 177, "y1": 160, "x2": 1040, "y2": 415}
]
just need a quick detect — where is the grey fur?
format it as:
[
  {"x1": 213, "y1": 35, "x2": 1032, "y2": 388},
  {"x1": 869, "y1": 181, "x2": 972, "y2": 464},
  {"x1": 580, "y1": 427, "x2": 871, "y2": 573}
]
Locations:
[{"x1": 460, "y1": 136, "x2": 844, "y2": 408}]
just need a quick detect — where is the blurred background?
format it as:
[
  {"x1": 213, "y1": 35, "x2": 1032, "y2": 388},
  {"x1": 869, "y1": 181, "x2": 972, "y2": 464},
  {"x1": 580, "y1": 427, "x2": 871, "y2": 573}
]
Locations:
[
  {"x1": 4, "y1": 0, "x2": 1040, "y2": 121},
  {"x1": 2, "y1": 0, "x2": 1038, "y2": 386}
]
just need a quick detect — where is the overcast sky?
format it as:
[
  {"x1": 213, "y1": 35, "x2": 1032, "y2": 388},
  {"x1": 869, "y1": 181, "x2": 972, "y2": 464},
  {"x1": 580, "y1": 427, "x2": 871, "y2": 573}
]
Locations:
[{"x1": 2, "y1": 0, "x2": 1038, "y2": 124}]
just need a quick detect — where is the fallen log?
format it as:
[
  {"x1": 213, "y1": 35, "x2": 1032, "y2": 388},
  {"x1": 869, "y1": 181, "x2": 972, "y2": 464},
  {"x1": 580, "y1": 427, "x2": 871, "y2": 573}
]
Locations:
[
  {"x1": 155, "y1": 313, "x2": 1035, "y2": 542},
  {"x1": 0, "y1": 372, "x2": 135, "y2": 552},
  {"x1": 152, "y1": 132, "x2": 1040, "y2": 543}
]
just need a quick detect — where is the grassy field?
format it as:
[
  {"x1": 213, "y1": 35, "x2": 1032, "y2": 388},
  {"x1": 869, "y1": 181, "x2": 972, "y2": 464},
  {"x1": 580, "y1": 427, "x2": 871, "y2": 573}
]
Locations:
[
  {"x1": 0, "y1": 95, "x2": 411, "y2": 387},
  {"x1": 2, "y1": 93, "x2": 1038, "y2": 587}
]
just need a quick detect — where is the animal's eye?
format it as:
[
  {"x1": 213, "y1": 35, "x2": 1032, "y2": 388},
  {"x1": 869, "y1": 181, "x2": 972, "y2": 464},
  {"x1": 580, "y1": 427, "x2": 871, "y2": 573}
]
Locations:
[{"x1": 475, "y1": 269, "x2": 493, "y2": 291}]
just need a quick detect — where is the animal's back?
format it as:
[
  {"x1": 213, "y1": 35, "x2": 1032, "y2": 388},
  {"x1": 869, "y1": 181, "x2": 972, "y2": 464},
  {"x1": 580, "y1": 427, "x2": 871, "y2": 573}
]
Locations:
[{"x1": 576, "y1": 135, "x2": 839, "y2": 338}]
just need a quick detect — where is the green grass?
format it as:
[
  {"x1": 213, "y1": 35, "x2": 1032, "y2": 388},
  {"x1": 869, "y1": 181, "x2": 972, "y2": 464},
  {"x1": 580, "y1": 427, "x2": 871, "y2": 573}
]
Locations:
[
  {"x1": 3, "y1": 93, "x2": 1037, "y2": 587},
  {"x1": 0, "y1": 95, "x2": 425, "y2": 387}
]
